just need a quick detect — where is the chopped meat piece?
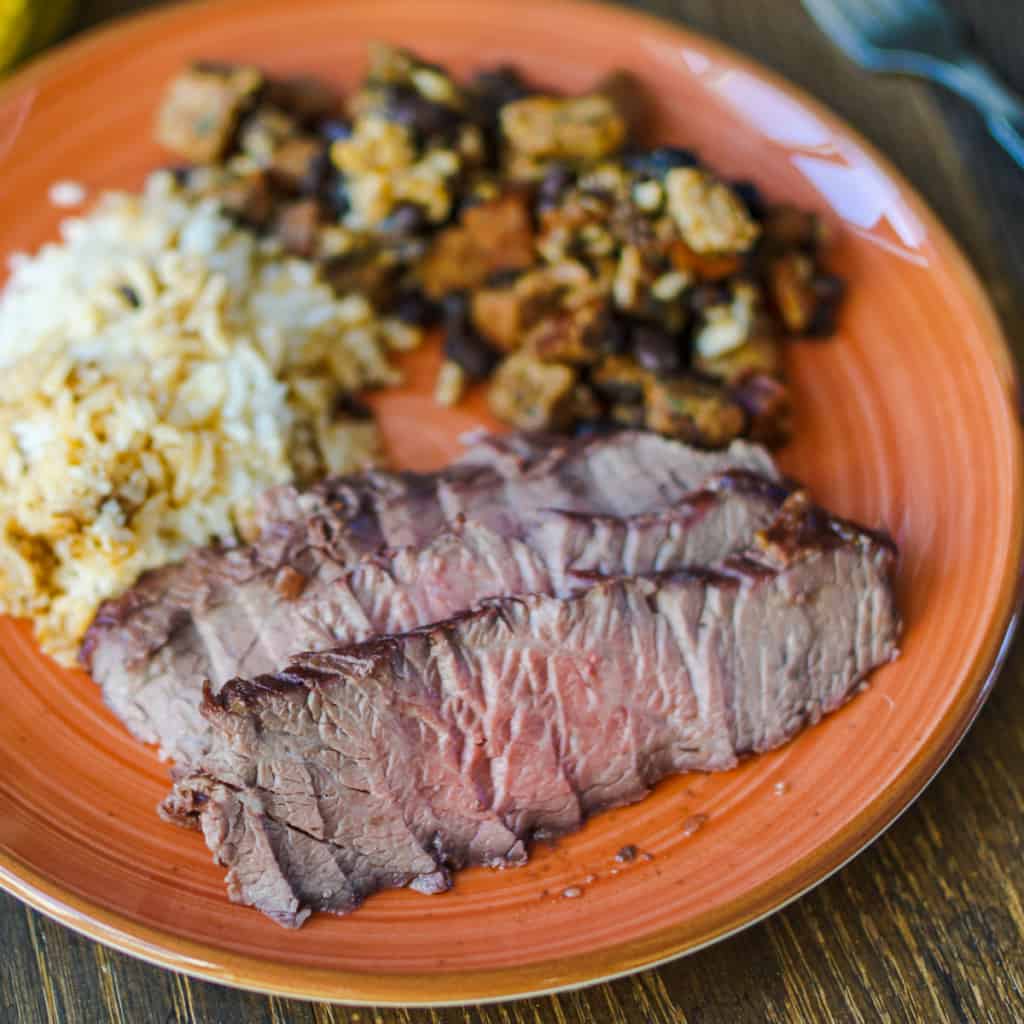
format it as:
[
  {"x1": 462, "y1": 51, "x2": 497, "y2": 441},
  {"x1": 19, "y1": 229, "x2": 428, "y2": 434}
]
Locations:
[
  {"x1": 471, "y1": 285, "x2": 527, "y2": 351},
  {"x1": 488, "y1": 352, "x2": 578, "y2": 430},
  {"x1": 156, "y1": 64, "x2": 262, "y2": 163},
  {"x1": 806, "y1": 274, "x2": 846, "y2": 337},
  {"x1": 264, "y1": 76, "x2": 341, "y2": 125},
  {"x1": 769, "y1": 251, "x2": 817, "y2": 334},
  {"x1": 366, "y1": 42, "x2": 419, "y2": 85},
  {"x1": 238, "y1": 106, "x2": 299, "y2": 164},
  {"x1": 268, "y1": 136, "x2": 324, "y2": 192},
  {"x1": 591, "y1": 354, "x2": 650, "y2": 405},
  {"x1": 668, "y1": 239, "x2": 741, "y2": 281},
  {"x1": 276, "y1": 199, "x2": 322, "y2": 258},
  {"x1": 762, "y1": 204, "x2": 826, "y2": 250},
  {"x1": 322, "y1": 247, "x2": 400, "y2": 306},
  {"x1": 501, "y1": 93, "x2": 628, "y2": 168},
  {"x1": 610, "y1": 402, "x2": 646, "y2": 428},
  {"x1": 524, "y1": 295, "x2": 608, "y2": 365},
  {"x1": 645, "y1": 375, "x2": 746, "y2": 447},
  {"x1": 594, "y1": 70, "x2": 649, "y2": 141},
  {"x1": 420, "y1": 191, "x2": 536, "y2": 296},
  {"x1": 568, "y1": 383, "x2": 602, "y2": 421},
  {"x1": 664, "y1": 167, "x2": 760, "y2": 254},
  {"x1": 216, "y1": 171, "x2": 274, "y2": 228},
  {"x1": 730, "y1": 373, "x2": 792, "y2": 446},
  {"x1": 471, "y1": 261, "x2": 592, "y2": 351}
]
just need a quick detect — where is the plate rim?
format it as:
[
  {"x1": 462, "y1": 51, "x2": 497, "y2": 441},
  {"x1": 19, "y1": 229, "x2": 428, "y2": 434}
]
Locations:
[{"x1": 0, "y1": 0, "x2": 1021, "y2": 1005}]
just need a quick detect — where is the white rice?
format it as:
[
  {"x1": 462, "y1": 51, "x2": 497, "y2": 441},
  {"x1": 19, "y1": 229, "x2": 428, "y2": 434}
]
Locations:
[{"x1": 0, "y1": 170, "x2": 419, "y2": 664}]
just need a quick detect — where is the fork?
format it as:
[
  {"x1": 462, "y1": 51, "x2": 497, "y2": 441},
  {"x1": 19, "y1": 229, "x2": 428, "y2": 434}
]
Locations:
[{"x1": 802, "y1": 0, "x2": 1024, "y2": 169}]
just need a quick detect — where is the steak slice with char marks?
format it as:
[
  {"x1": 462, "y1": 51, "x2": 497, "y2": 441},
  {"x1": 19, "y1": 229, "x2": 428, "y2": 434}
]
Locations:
[
  {"x1": 83, "y1": 432, "x2": 780, "y2": 764},
  {"x1": 164, "y1": 493, "x2": 900, "y2": 928}
]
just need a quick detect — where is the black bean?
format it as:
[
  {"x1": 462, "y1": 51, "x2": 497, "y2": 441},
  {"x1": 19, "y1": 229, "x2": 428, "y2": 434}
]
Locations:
[
  {"x1": 385, "y1": 85, "x2": 463, "y2": 143},
  {"x1": 320, "y1": 118, "x2": 353, "y2": 143},
  {"x1": 537, "y1": 164, "x2": 575, "y2": 208},
  {"x1": 300, "y1": 148, "x2": 331, "y2": 196},
  {"x1": 689, "y1": 283, "x2": 731, "y2": 312},
  {"x1": 331, "y1": 392, "x2": 374, "y2": 421},
  {"x1": 443, "y1": 323, "x2": 500, "y2": 379},
  {"x1": 380, "y1": 202, "x2": 429, "y2": 237},
  {"x1": 805, "y1": 274, "x2": 846, "y2": 337},
  {"x1": 813, "y1": 273, "x2": 846, "y2": 303},
  {"x1": 165, "y1": 165, "x2": 194, "y2": 187},
  {"x1": 623, "y1": 146, "x2": 699, "y2": 177},
  {"x1": 322, "y1": 174, "x2": 350, "y2": 217},
  {"x1": 441, "y1": 291, "x2": 470, "y2": 322},
  {"x1": 472, "y1": 66, "x2": 534, "y2": 113},
  {"x1": 588, "y1": 309, "x2": 631, "y2": 356},
  {"x1": 117, "y1": 284, "x2": 141, "y2": 308},
  {"x1": 484, "y1": 267, "x2": 524, "y2": 288},
  {"x1": 732, "y1": 180, "x2": 764, "y2": 220},
  {"x1": 391, "y1": 289, "x2": 442, "y2": 327},
  {"x1": 632, "y1": 324, "x2": 683, "y2": 375}
]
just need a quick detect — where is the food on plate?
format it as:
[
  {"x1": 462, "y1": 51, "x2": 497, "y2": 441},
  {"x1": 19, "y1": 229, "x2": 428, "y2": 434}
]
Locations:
[
  {"x1": 0, "y1": 171, "x2": 417, "y2": 664},
  {"x1": 82, "y1": 430, "x2": 779, "y2": 763},
  {"x1": 0, "y1": 40, "x2": 898, "y2": 934},
  {"x1": 84, "y1": 430, "x2": 900, "y2": 927},
  {"x1": 155, "y1": 44, "x2": 845, "y2": 444},
  {"x1": 162, "y1": 489, "x2": 899, "y2": 927}
]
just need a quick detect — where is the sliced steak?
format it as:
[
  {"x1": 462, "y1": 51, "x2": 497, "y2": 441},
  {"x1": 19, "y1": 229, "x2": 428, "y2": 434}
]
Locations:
[
  {"x1": 164, "y1": 493, "x2": 900, "y2": 927},
  {"x1": 83, "y1": 433, "x2": 779, "y2": 764}
]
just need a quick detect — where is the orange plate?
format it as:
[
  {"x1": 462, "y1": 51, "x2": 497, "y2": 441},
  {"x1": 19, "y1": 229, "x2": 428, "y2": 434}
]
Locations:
[{"x1": 0, "y1": 0, "x2": 1020, "y2": 1006}]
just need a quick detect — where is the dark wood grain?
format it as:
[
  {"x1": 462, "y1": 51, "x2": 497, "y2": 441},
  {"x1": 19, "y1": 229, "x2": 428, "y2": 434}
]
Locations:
[{"x1": 3, "y1": 1, "x2": 1024, "y2": 1021}]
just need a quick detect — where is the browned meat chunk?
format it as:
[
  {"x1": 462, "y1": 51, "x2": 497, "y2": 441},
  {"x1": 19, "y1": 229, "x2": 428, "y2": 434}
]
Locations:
[
  {"x1": 471, "y1": 262, "x2": 592, "y2": 352},
  {"x1": 769, "y1": 251, "x2": 817, "y2": 334},
  {"x1": 268, "y1": 136, "x2": 324, "y2": 192},
  {"x1": 664, "y1": 168, "x2": 760, "y2": 255},
  {"x1": 488, "y1": 352, "x2": 577, "y2": 430},
  {"x1": 276, "y1": 199, "x2": 322, "y2": 258},
  {"x1": 420, "y1": 191, "x2": 536, "y2": 296},
  {"x1": 645, "y1": 375, "x2": 746, "y2": 447},
  {"x1": 591, "y1": 354, "x2": 650, "y2": 405},
  {"x1": 264, "y1": 76, "x2": 341, "y2": 124},
  {"x1": 322, "y1": 247, "x2": 400, "y2": 306},
  {"x1": 216, "y1": 171, "x2": 274, "y2": 228},
  {"x1": 762, "y1": 204, "x2": 826, "y2": 250},
  {"x1": 524, "y1": 295, "x2": 608, "y2": 366},
  {"x1": 730, "y1": 373, "x2": 792, "y2": 446},
  {"x1": 668, "y1": 239, "x2": 741, "y2": 281},
  {"x1": 501, "y1": 93, "x2": 628, "y2": 172},
  {"x1": 155, "y1": 64, "x2": 262, "y2": 163}
]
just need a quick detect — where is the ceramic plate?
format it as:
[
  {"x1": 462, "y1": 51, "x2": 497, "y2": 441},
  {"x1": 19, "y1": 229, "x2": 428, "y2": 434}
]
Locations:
[{"x1": 0, "y1": 0, "x2": 1020, "y2": 1005}]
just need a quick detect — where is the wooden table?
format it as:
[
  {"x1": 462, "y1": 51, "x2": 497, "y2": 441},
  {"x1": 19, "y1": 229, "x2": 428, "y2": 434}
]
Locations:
[{"x1": 3, "y1": 1, "x2": 1023, "y2": 1021}]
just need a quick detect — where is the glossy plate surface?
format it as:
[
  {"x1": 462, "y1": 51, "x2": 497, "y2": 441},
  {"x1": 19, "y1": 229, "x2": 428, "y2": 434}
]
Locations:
[{"x1": 0, "y1": 0, "x2": 1020, "y2": 1005}]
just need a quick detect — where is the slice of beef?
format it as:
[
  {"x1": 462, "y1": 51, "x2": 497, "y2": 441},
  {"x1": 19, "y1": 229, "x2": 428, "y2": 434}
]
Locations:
[
  {"x1": 164, "y1": 492, "x2": 900, "y2": 927},
  {"x1": 84, "y1": 432, "x2": 779, "y2": 764}
]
